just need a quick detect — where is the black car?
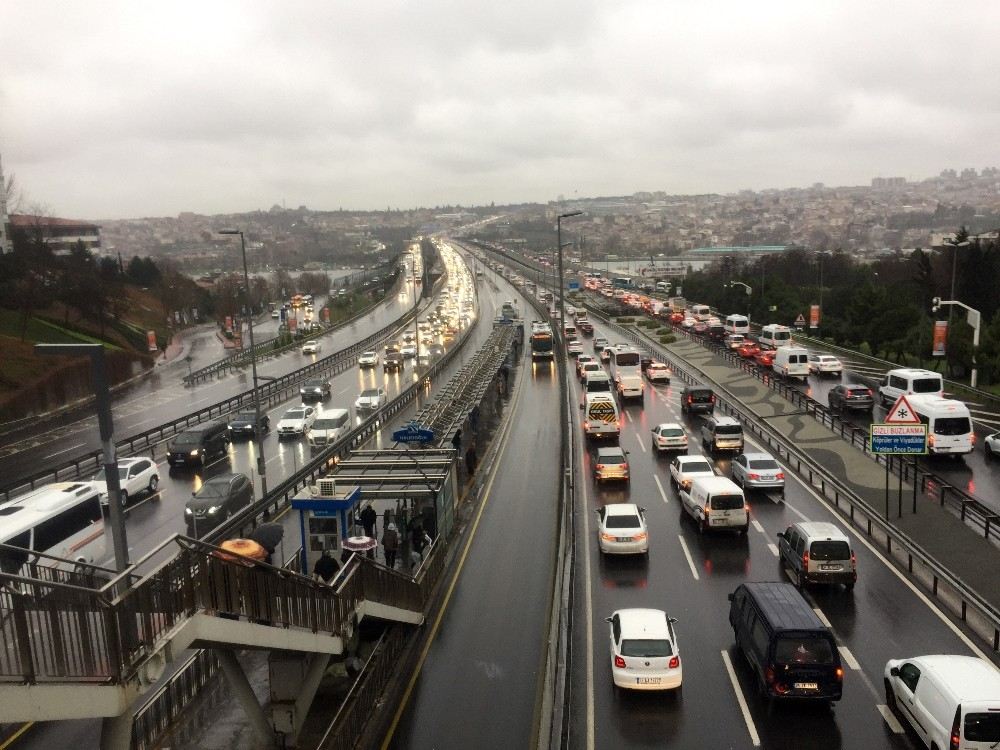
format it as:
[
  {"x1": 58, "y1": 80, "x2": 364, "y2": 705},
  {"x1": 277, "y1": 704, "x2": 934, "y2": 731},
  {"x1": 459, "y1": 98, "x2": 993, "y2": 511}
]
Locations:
[
  {"x1": 299, "y1": 378, "x2": 331, "y2": 401},
  {"x1": 184, "y1": 472, "x2": 254, "y2": 534},
  {"x1": 167, "y1": 421, "x2": 230, "y2": 467},
  {"x1": 828, "y1": 384, "x2": 875, "y2": 413},
  {"x1": 227, "y1": 411, "x2": 270, "y2": 437},
  {"x1": 680, "y1": 385, "x2": 715, "y2": 415},
  {"x1": 640, "y1": 356, "x2": 654, "y2": 373}
]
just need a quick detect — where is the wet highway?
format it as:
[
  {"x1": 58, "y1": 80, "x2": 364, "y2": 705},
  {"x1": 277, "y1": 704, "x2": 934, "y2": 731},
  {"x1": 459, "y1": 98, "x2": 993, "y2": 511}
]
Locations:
[
  {"x1": 0, "y1": 270, "x2": 418, "y2": 488},
  {"x1": 566, "y1": 316, "x2": 994, "y2": 750}
]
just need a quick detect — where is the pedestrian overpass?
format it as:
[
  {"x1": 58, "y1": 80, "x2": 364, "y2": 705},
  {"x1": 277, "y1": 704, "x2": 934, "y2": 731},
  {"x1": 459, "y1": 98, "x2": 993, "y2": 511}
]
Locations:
[{"x1": 0, "y1": 534, "x2": 425, "y2": 748}]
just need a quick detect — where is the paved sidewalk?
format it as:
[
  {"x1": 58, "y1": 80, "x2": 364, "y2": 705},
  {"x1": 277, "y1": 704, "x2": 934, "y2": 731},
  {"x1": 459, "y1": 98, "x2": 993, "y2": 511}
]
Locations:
[{"x1": 665, "y1": 334, "x2": 1000, "y2": 615}]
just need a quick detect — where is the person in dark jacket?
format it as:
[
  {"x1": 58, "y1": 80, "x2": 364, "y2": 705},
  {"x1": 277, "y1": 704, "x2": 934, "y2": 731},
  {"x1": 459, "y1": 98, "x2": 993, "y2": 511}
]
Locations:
[
  {"x1": 359, "y1": 504, "x2": 377, "y2": 538},
  {"x1": 382, "y1": 523, "x2": 400, "y2": 569},
  {"x1": 465, "y1": 445, "x2": 477, "y2": 476},
  {"x1": 451, "y1": 429, "x2": 462, "y2": 451},
  {"x1": 313, "y1": 552, "x2": 340, "y2": 584}
]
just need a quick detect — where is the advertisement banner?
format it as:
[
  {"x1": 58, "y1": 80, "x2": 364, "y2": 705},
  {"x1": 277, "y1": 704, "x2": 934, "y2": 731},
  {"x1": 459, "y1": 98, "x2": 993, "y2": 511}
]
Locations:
[
  {"x1": 288, "y1": 316, "x2": 298, "y2": 332},
  {"x1": 146, "y1": 330, "x2": 158, "y2": 352},
  {"x1": 322, "y1": 307, "x2": 330, "y2": 322},
  {"x1": 810, "y1": 304, "x2": 821, "y2": 329},
  {"x1": 932, "y1": 320, "x2": 947, "y2": 357},
  {"x1": 225, "y1": 316, "x2": 233, "y2": 333}
]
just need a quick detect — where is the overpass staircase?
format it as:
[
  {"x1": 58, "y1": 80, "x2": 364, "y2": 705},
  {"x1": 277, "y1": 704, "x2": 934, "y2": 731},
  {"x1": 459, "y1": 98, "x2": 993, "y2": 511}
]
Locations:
[{"x1": 0, "y1": 536, "x2": 423, "y2": 746}]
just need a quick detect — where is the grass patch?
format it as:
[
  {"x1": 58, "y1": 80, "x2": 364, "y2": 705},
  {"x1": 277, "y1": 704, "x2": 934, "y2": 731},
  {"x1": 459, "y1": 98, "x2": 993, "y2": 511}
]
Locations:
[{"x1": 0, "y1": 309, "x2": 100, "y2": 345}]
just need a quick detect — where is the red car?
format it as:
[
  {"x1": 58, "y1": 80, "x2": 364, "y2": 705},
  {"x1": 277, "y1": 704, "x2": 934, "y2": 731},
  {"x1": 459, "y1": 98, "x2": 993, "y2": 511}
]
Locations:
[
  {"x1": 669, "y1": 311, "x2": 685, "y2": 324},
  {"x1": 754, "y1": 349, "x2": 776, "y2": 368},
  {"x1": 692, "y1": 322, "x2": 710, "y2": 335},
  {"x1": 738, "y1": 342, "x2": 761, "y2": 358}
]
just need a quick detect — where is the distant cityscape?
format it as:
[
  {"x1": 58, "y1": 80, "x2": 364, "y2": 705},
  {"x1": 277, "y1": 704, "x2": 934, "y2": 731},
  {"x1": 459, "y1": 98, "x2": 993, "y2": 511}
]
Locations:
[{"x1": 4, "y1": 157, "x2": 1000, "y2": 268}]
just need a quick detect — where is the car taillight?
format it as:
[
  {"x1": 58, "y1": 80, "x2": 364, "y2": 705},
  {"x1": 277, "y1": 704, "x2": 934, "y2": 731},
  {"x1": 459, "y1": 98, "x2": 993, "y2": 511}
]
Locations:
[
  {"x1": 748, "y1": 473, "x2": 760, "y2": 480},
  {"x1": 803, "y1": 550, "x2": 810, "y2": 568},
  {"x1": 633, "y1": 532, "x2": 647, "y2": 541},
  {"x1": 583, "y1": 421, "x2": 590, "y2": 429},
  {"x1": 928, "y1": 434, "x2": 935, "y2": 447},
  {"x1": 668, "y1": 656, "x2": 680, "y2": 669},
  {"x1": 971, "y1": 433, "x2": 977, "y2": 446},
  {"x1": 950, "y1": 706, "x2": 961, "y2": 750},
  {"x1": 836, "y1": 667, "x2": 844, "y2": 680},
  {"x1": 687, "y1": 394, "x2": 693, "y2": 404},
  {"x1": 765, "y1": 666, "x2": 775, "y2": 684},
  {"x1": 866, "y1": 388, "x2": 874, "y2": 397},
  {"x1": 704, "y1": 502, "x2": 711, "y2": 515},
  {"x1": 775, "y1": 472, "x2": 785, "y2": 480},
  {"x1": 596, "y1": 464, "x2": 605, "y2": 471},
  {"x1": 601, "y1": 532, "x2": 616, "y2": 542},
  {"x1": 710, "y1": 395, "x2": 716, "y2": 404},
  {"x1": 614, "y1": 655, "x2": 626, "y2": 669}
]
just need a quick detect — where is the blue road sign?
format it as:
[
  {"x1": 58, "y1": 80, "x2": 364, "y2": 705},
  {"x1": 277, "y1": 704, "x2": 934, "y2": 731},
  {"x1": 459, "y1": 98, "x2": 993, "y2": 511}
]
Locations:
[
  {"x1": 870, "y1": 424, "x2": 928, "y2": 455},
  {"x1": 567, "y1": 280, "x2": 580, "y2": 291},
  {"x1": 392, "y1": 421, "x2": 436, "y2": 444}
]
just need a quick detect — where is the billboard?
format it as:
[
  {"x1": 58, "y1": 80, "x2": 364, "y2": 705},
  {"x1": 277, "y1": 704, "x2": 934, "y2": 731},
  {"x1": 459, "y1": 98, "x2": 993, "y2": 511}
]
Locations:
[
  {"x1": 146, "y1": 330, "x2": 158, "y2": 352},
  {"x1": 932, "y1": 320, "x2": 947, "y2": 357},
  {"x1": 809, "y1": 304, "x2": 821, "y2": 329}
]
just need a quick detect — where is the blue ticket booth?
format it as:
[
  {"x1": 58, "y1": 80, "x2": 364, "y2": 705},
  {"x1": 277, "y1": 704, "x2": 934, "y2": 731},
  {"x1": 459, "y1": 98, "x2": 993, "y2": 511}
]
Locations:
[{"x1": 291, "y1": 484, "x2": 360, "y2": 575}]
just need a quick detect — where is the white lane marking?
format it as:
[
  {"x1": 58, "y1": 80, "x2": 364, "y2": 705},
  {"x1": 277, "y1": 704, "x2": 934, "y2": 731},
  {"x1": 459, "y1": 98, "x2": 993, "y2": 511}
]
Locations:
[
  {"x1": 654, "y1": 475, "x2": 669, "y2": 504},
  {"x1": 43, "y1": 442, "x2": 86, "y2": 459},
  {"x1": 877, "y1": 704, "x2": 905, "y2": 734},
  {"x1": 767, "y1": 543, "x2": 779, "y2": 557},
  {"x1": 677, "y1": 535, "x2": 700, "y2": 580},
  {"x1": 792, "y1": 462, "x2": 997, "y2": 666},
  {"x1": 581, "y1": 454, "x2": 596, "y2": 750},
  {"x1": 750, "y1": 518, "x2": 765, "y2": 534},
  {"x1": 783, "y1": 500, "x2": 811, "y2": 523},
  {"x1": 721, "y1": 650, "x2": 761, "y2": 747},
  {"x1": 812, "y1": 607, "x2": 832, "y2": 627},
  {"x1": 635, "y1": 436, "x2": 646, "y2": 453},
  {"x1": 623, "y1": 409, "x2": 633, "y2": 424},
  {"x1": 839, "y1": 645, "x2": 861, "y2": 671}
]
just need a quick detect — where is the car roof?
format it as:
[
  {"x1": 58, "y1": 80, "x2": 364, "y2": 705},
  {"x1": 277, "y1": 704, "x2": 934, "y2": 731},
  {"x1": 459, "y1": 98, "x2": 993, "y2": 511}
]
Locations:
[
  {"x1": 614, "y1": 608, "x2": 671, "y2": 639},
  {"x1": 908, "y1": 656, "x2": 1000, "y2": 700},
  {"x1": 604, "y1": 503, "x2": 641, "y2": 516},
  {"x1": 656, "y1": 422, "x2": 683, "y2": 430},
  {"x1": 793, "y1": 521, "x2": 849, "y2": 541},
  {"x1": 713, "y1": 416, "x2": 740, "y2": 426},
  {"x1": 741, "y1": 452, "x2": 775, "y2": 462},
  {"x1": 596, "y1": 447, "x2": 626, "y2": 457},
  {"x1": 676, "y1": 455, "x2": 712, "y2": 466},
  {"x1": 738, "y1": 582, "x2": 829, "y2": 633}
]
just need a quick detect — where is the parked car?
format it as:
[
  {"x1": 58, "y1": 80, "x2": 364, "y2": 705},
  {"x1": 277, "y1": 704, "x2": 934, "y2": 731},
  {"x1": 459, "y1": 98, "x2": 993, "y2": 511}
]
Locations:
[
  {"x1": 593, "y1": 446, "x2": 630, "y2": 484},
  {"x1": 227, "y1": 411, "x2": 270, "y2": 438},
  {"x1": 355, "y1": 388, "x2": 387, "y2": 411},
  {"x1": 645, "y1": 362, "x2": 671, "y2": 383},
  {"x1": 607, "y1": 609, "x2": 682, "y2": 692},
  {"x1": 91, "y1": 457, "x2": 159, "y2": 506},
  {"x1": 808, "y1": 353, "x2": 843, "y2": 376},
  {"x1": 731, "y1": 452, "x2": 785, "y2": 494},
  {"x1": 651, "y1": 423, "x2": 687, "y2": 452},
  {"x1": 277, "y1": 406, "x2": 317, "y2": 437},
  {"x1": 358, "y1": 351, "x2": 379, "y2": 368},
  {"x1": 827, "y1": 383, "x2": 875, "y2": 413},
  {"x1": 595, "y1": 503, "x2": 648, "y2": 555},
  {"x1": 668, "y1": 454, "x2": 716, "y2": 490},
  {"x1": 301, "y1": 341, "x2": 322, "y2": 355},
  {"x1": 184, "y1": 472, "x2": 254, "y2": 534},
  {"x1": 299, "y1": 379, "x2": 331, "y2": 401}
]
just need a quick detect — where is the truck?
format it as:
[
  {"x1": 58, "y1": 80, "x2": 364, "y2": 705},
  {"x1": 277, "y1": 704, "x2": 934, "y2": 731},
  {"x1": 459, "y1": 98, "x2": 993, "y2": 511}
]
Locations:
[
  {"x1": 499, "y1": 300, "x2": 519, "y2": 322},
  {"x1": 667, "y1": 297, "x2": 687, "y2": 314},
  {"x1": 530, "y1": 321, "x2": 554, "y2": 361},
  {"x1": 609, "y1": 347, "x2": 644, "y2": 402}
]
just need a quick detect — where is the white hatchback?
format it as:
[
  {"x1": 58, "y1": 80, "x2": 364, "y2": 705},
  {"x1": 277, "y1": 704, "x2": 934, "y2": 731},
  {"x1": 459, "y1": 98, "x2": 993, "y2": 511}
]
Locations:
[
  {"x1": 651, "y1": 423, "x2": 688, "y2": 452},
  {"x1": 607, "y1": 608, "x2": 682, "y2": 691},
  {"x1": 595, "y1": 503, "x2": 648, "y2": 555},
  {"x1": 808, "y1": 353, "x2": 843, "y2": 376}
]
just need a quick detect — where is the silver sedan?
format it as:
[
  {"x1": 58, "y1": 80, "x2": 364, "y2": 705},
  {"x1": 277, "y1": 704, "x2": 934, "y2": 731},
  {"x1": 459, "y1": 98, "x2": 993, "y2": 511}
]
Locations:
[{"x1": 731, "y1": 452, "x2": 785, "y2": 495}]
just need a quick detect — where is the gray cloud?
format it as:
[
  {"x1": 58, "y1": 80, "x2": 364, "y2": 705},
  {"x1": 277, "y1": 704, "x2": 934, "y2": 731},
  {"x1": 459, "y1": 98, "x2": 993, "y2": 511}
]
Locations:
[{"x1": 1, "y1": 0, "x2": 998, "y2": 218}]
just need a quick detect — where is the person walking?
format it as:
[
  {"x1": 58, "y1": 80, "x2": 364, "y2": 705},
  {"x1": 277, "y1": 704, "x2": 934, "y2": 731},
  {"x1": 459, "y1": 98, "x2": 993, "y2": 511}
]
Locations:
[
  {"x1": 451, "y1": 429, "x2": 462, "y2": 452},
  {"x1": 359, "y1": 504, "x2": 377, "y2": 539},
  {"x1": 382, "y1": 523, "x2": 400, "y2": 569},
  {"x1": 312, "y1": 552, "x2": 340, "y2": 584},
  {"x1": 465, "y1": 445, "x2": 478, "y2": 476}
]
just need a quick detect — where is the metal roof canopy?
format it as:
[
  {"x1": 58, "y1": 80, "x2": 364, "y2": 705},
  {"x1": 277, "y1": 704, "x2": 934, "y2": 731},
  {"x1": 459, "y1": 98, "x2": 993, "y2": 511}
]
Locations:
[{"x1": 325, "y1": 448, "x2": 455, "y2": 499}]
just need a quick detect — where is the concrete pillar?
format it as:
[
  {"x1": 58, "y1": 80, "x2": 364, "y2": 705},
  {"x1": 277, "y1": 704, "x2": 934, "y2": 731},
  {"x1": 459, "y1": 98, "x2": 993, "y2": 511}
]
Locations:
[
  {"x1": 217, "y1": 648, "x2": 275, "y2": 747},
  {"x1": 99, "y1": 711, "x2": 133, "y2": 750},
  {"x1": 269, "y1": 652, "x2": 333, "y2": 746}
]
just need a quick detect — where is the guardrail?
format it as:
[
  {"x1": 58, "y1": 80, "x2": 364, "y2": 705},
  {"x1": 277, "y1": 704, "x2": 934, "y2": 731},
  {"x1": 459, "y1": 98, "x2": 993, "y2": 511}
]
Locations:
[
  {"x1": 183, "y1": 266, "x2": 403, "y2": 386},
  {"x1": 0, "y1": 274, "x2": 445, "y2": 504},
  {"x1": 591, "y1": 309, "x2": 1000, "y2": 654}
]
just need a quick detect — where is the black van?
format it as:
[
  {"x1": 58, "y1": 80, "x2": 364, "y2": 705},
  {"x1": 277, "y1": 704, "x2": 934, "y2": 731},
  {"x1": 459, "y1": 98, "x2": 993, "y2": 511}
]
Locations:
[
  {"x1": 728, "y1": 582, "x2": 843, "y2": 702},
  {"x1": 167, "y1": 421, "x2": 230, "y2": 467},
  {"x1": 680, "y1": 385, "x2": 715, "y2": 415}
]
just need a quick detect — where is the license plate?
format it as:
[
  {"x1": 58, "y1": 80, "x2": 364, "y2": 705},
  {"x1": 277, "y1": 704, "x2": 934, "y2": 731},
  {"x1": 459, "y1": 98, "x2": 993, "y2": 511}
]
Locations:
[
  {"x1": 794, "y1": 682, "x2": 818, "y2": 690},
  {"x1": 616, "y1": 537, "x2": 633, "y2": 543},
  {"x1": 637, "y1": 677, "x2": 661, "y2": 685},
  {"x1": 821, "y1": 564, "x2": 840, "y2": 570}
]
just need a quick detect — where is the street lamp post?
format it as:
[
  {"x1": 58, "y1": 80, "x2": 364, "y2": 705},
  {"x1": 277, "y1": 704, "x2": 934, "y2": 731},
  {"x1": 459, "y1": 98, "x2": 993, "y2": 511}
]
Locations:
[
  {"x1": 726, "y1": 281, "x2": 753, "y2": 325},
  {"x1": 932, "y1": 296, "x2": 982, "y2": 387},
  {"x1": 220, "y1": 229, "x2": 268, "y2": 499},
  {"x1": 35, "y1": 344, "x2": 130, "y2": 571},
  {"x1": 557, "y1": 211, "x2": 583, "y2": 341},
  {"x1": 943, "y1": 239, "x2": 970, "y2": 327}
]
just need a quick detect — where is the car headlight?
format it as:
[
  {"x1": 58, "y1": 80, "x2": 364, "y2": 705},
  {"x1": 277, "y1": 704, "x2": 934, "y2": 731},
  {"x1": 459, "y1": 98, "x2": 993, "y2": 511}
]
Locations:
[
  {"x1": 184, "y1": 507, "x2": 193, "y2": 516},
  {"x1": 189, "y1": 449, "x2": 200, "y2": 456},
  {"x1": 208, "y1": 505, "x2": 221, "y2": 514}
]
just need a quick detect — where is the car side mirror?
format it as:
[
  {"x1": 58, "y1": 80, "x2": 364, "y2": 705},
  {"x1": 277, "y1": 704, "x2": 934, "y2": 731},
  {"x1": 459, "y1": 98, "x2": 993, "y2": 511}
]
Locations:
[
  {"x1": 605, "y1": 616, "x2": 613, "y2": 623},
  {"x1": 776, "y1": 532, "x2": 785, "y2": 539},
  {"x1": 727, "y1": 593, "x2": 734, "y2": 602},
  {"x1": 889, "y1": 667, "x2": 899, "y2": 677},
  {"x1": 669, "y1": 617, "x2": 677, "y2": 624},
  {"x1": 579, "y1": 404, "x2": 584, "y2": 411},
  {"x1": 639, "y1": 507, "x2": 646, "y2": 514}
]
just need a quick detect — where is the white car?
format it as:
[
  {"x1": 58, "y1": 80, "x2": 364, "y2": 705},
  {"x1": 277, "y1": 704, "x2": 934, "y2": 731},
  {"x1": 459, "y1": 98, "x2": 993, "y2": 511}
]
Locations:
[
  {"x1": 270, "y1": 310, "x2": 280, "y2": 319},
  {"x1": 91, "y1": 457, "x2": 159, "y2": 506},
  {"x1": 668, "y1": 454, "x2": 716, "y2": 490},
  {"x1": 645, "y1": 363, "x2": 671, "y2": 383},
  {"x1": 808, "y1": 353, "x2": 843, "y2": 376},
  {"x1": 651, "y1": 423, "x2": 688, "y2": 452},
  {"x1": 986, "y1": 431, "x2": 1000, "y2": 458},
  {"x1": 277, "y1": 406, "x2": 317, "y2": 438},
  {"x1": 355, "y1": 388, "x2": 387, "y2": 411},
  {"x1": 595, "y1": 503, "x2": 648, "y2": 555},
  {"x1": 607, "y1": 608, "x2": 682, "y2": 692},
  {"x1": 567, "y1": 338, "x2": 583, "y2": 355},
  {"x1": 358, "y1": 351, "x2": 379, "y2": 368},
  {"x1": 681, "y1": 317, "x2": 696, "y2": 329},
  {"x1": 401, "y1": 344, "x2": 418, "y2": 358},
  {"x1": 301, "y1": 341, "x2": 321, "y2": 355}
]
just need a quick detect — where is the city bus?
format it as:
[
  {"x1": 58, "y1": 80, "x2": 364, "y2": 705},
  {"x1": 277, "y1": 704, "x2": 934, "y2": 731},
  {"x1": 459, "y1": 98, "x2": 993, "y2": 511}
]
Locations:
[{"x1": 611, "y1": 277, "x2": 634, "y2": 290}]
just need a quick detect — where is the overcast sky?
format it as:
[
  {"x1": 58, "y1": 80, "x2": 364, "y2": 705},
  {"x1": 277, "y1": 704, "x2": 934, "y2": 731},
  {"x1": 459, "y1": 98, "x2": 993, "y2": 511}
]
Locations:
[{"x1": 2, "y1": 1, "x2": 998, "y2": 219}]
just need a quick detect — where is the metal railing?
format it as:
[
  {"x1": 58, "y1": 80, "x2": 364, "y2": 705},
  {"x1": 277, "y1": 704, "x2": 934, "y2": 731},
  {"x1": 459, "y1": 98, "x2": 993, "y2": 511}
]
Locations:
[
  {"x1": 592, "y1": 310, "x2": 1000, "y2": 654},
  {"x1": 0, "y1": 273, "x2": 445, "y2": 503}
]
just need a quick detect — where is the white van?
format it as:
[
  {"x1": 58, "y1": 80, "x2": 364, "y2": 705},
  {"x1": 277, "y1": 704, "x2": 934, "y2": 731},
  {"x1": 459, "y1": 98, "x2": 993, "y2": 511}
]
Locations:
[
  {"x1": 877, "y1": 368, "x2": 944, "y2": 407},
  {"x1": 609, "y1": 348, "x2": 644, "y2": 401},
  {"x1": 655, "y1": 281, "x2": 670, "y2": 293},
  {"x1": 582, "y1": 392, "x2": 620, "y2": 439},
  {"x1": 689, "y1": 304, "x2": 712, "y2": 322},
  {"x1": 759, "y1": 324, "x2": 792, "y2": 350},
  {"x1": 724, "y1": 314, "x2": 750, "y2": 336},
  {"x1": 905, "y1": 395, "x2": 975, "y2": 456},
  {"x1": 772, "y1": 346, "x2": 810, "y2": 380},
  {"x1": 307, "y1": 408, "x2": 351, "y2": 448},
  {"x1": 679, "y1": 476, "x2": 749, "y2": 534},
  {"x1": 584, "y1": 370, "x2": 614, "y2": 394},
  {"x1": 884, "y1": 654, "x2": 1000, "y2": 750},
  {"x1": 0, "y1": 482, "x2": 106, "y2": 574}
]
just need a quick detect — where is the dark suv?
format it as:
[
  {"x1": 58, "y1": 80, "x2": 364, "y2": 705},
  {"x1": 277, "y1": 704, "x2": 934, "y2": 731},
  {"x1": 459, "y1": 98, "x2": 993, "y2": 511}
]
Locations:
[
  {"x1": 299, "y1": 379, "x2": 331, "y2": 401},
  {"x1": 184, "y1": 472, "x2": 253, "y2": 534},
  {"x1": 680, "y1": 385, "x2": 715, "y2": 415},
  {"x1": 167, "y1": 421, "x2": 230, "y2": 467},
  {"x1": 828, "y1": 383, "x2": 875, "y2": 413}
]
